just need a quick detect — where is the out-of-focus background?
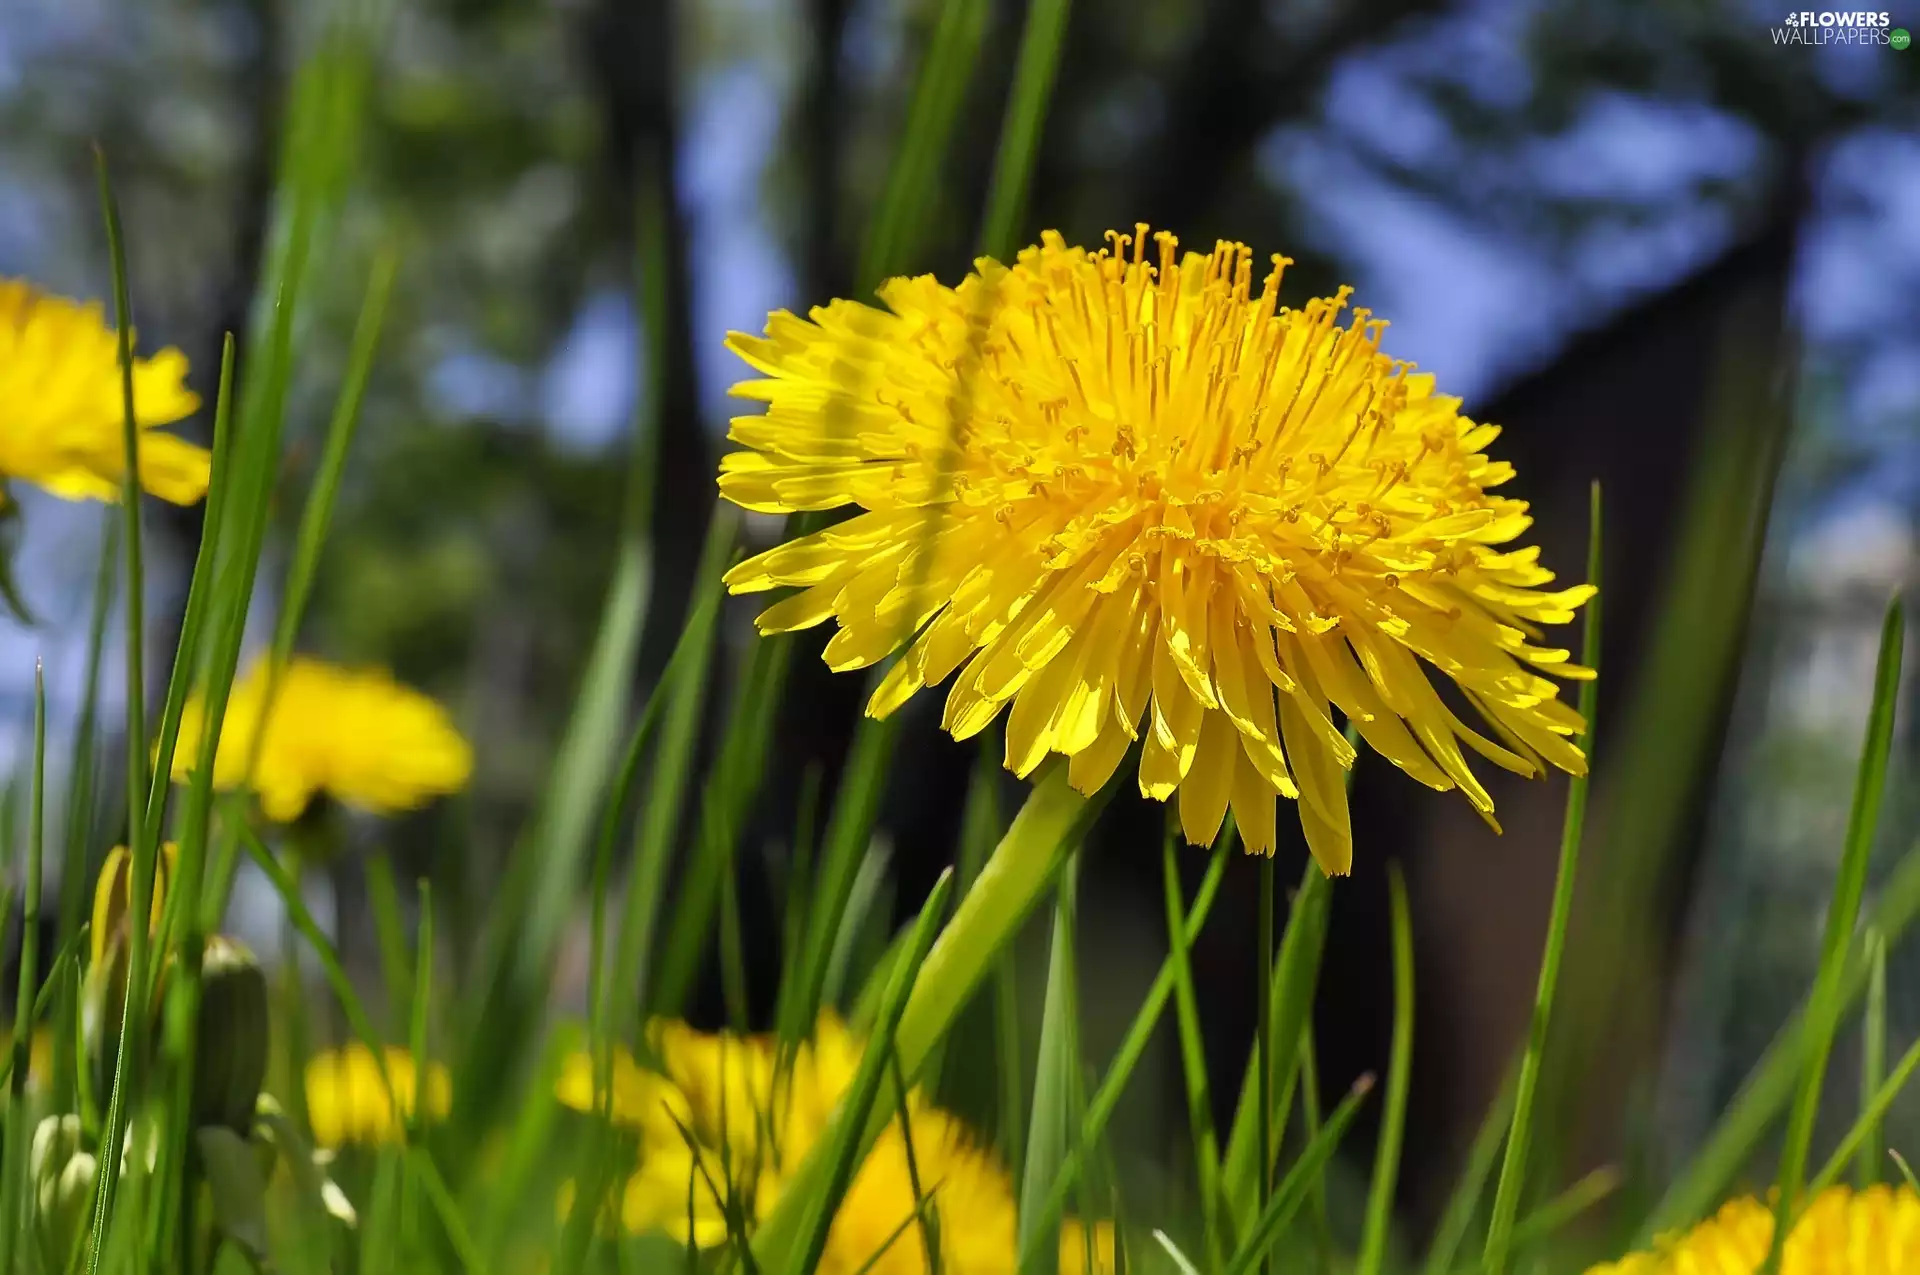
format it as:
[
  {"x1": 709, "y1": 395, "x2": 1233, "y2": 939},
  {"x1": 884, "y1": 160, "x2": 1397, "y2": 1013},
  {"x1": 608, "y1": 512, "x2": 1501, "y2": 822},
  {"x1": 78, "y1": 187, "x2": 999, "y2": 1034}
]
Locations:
[{"x1": 0, "y1": 0, "x2": 1915, "y2": 1248}]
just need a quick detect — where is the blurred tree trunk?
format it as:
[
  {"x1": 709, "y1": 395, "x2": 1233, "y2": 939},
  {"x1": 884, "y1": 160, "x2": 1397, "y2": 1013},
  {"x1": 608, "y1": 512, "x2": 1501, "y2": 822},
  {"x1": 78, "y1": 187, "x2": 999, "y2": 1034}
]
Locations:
[
  {"x1": 580, "y1": 0, "x2": 709, "y2": 684},
  {"x1": 1354, "y1": 171, "x2": 1808, "y2": 1230}
]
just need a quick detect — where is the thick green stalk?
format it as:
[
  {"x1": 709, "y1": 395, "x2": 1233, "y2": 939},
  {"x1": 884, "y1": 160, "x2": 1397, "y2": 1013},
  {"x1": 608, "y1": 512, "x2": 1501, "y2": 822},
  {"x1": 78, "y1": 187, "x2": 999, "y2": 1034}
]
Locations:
[{"x1": 1482, "y1": 483, "x2": 1603, "y2": 1274}]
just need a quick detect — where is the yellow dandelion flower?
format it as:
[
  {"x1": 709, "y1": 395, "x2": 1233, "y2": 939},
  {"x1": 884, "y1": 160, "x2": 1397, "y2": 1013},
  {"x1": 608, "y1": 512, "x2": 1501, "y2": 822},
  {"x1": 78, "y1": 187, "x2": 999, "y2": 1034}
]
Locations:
[
  {"x1": 718, "y1": 227, "x2": 1593, "y2": 869},
  {"x1": 170, "y1": 656, "x2": 473, "y2": 822},
  {"x1": 0, "y1": 280, "x2": 207, "y2": 505},
  {"x1": 564, "y1": 1016, "x2": 1112, "y2": 1274},
  {"x1": 303, "y1": 1044, "x2": 451, "y2": 1148},
  {"x1": 1584, "y1": 1185, "x2": 1920, "y2": 1274}
]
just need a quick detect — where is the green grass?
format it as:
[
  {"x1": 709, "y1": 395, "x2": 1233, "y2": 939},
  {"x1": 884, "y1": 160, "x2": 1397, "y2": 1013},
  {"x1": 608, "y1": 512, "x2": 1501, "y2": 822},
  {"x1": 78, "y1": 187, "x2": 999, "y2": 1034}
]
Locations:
[{"x1": 12, "y1": 2, "x2": 1915, "y2": 1274}]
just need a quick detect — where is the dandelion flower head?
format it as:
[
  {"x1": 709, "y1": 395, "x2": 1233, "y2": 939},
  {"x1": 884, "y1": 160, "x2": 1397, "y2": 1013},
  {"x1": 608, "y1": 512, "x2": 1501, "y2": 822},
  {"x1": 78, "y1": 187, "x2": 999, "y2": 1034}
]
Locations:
[
  {"x1": 171, "y1": 656, "x2": 473, "y2": 823},
  {"x1": 1583, "y1": 1185, "x2": 1920, "y2": 1273},
  {"x1": 304, "y1": 1044, "x2": 452, "y2": 1148},
  {"x1": 560, "y1": 1015, "x2": 1114, "y2": 1273},
  {"x1": 0, "y1": 280, "x2": 208, "y2": 505},
  {"x1": 718, "y1": 227, "x2": 1592, "y2": 870}
]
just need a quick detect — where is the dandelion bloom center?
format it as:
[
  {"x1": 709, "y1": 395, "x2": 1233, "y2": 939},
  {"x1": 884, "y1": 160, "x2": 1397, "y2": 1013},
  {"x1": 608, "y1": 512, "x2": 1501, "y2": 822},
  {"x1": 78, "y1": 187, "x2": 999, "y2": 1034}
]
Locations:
[{"x1": 719, "y1": 227, "x2": 1593, "y2": 870}]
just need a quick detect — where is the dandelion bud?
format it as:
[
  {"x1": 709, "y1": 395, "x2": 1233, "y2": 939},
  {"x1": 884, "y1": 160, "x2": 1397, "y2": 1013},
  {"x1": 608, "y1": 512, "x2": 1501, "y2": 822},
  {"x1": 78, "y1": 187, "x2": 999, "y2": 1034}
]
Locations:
[
  {"x1": 83, "y1": 843, "x2": 178, "y2": 1102},
  {"x1": 191, "y1": 936, "x2": 270, "y2": 1134},
  {"x1": 30, "y1": 1115, "x2": 96, "y2": 1269}
]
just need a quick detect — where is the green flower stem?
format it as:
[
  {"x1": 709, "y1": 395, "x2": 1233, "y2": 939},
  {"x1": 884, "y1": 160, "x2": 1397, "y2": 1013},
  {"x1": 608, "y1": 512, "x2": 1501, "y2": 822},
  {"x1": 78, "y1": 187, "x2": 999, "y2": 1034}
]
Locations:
[{"x1": 1482, "y1": 482, "x2": 1603, "y2": 1275}]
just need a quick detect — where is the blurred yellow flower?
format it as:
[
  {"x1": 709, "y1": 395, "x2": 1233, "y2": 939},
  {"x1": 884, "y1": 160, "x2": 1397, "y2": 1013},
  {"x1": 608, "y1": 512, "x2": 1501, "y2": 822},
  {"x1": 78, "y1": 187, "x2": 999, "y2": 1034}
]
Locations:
[
  {"x1": 1585, "y1": 1185, "x2": 1920, "y2": 1274},
  {"x1": 718, "y1": 227, "x2": 1592, "y2": 870},
  {"x1": 0, "y1": 280, "x2": 207, "y2": 504},
  {"x1": 170, "y1": 656, "x2": 472, "y2": 822},
  {"x1": 304, "y1": 1044, "x2": 451, "y2": 1148},
  {"x1": 560, "y1": 1017, "x2": 1115, "y2": 1274}
]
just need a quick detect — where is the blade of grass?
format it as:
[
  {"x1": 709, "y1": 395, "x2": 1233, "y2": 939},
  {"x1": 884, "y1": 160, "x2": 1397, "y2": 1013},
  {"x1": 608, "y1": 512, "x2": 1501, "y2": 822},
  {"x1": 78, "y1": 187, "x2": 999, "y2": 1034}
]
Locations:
[
  {"x1": 473, "y1": 1030, "x2": 574, "y2": 1255},
  {"x1": 890, "y1": 1049, "x2": 942, "y2": 1274},
  {"x1": 765, "y1": 765, "x2": 1107, "y2": 1268},
  {"x1": 53, "y1": 519, "x2": 116, "y2": 1115},
  {"x1": 824, "y1": 840, "x2": 896, "y2": 1011},
  {"x1": 158, "y1": 245, "x2": 376, "y2": 1247},
  {"x1": 366, "y1": 853, "x2": 412, "y2": 1035},
  {"x1": 651, "y1": 631, "x2": 790, "y2": 1018},
  {"x1": 0, "y1": 663, "x2": 46, "y2": 1274},
  {"x1": 557, "y1": 516, "x2": 730, "y2": 1274},
  {"x1": 1224, "y1": 1075, "x2": 1376, "y2": 1275},
  {"x1": 1646, "y1": 833, "x2": 1920, "y2": 1239},
  {"x1": 1759, "y1": 600, "x2": 1902, "y2": 1275},
  {"x1": 1161, "y1": 835, "x2": 1222, "y2": 1269},
  {"x1": 1858, "y1": 929, "x2": 1887, "y2": 1190},
  {"x1": 858, "y1": 0, "x2": 989, "y2": 291},
  {"x1": 587, "y1": 654, "x2": 672, "y2": 1077},
  {"x1": 241, "y1": 828, "x2": 485, "y2": 1272},
  {"x1": 269, "y1": 245, "x2": 395, "y2": 669},
  {"x1": 977, "y1": 0, "x2": 1071, "y2": 260},
  {"x1": 1017, "y1": 853, "x2": 1083, "y2": 1275},
  {"x1": 1809, "y1": 1021, "x2": 1920, "y2": 1197},
  {"x1": 1358, "y1": 865, "x2": 1415, "y2": 1275},
  {"x1": 403, "y1": 880, "x2": 433, "y2": 1258},
  {"x1": 1298, "y1": 1027, "x2": 1333, "y2": 1270},
  {"x1": 602, "y1": 507, "x2": 733, "y2": 1037},
  {"x1": 463, "y1": 160, "x2": 668, "y2": 1110},
  {"x1": 1422, "y1": 1069, "x2": 1517, "y2": 1275},
  {"x1": 1222, "y1": 862, "x2": 1333, "y2": 1236},
  {"x1": 720, "y1": 867, "x2": 752, "y2": 1032},
  {"x1": 788, "y1": 872, "x2": 956, "y2": 1275},
  {"x1": 1256, "y1": 854, "x2": 1275, "y2": 1275},
  {"x1": 241, "y1": 829, "x2": 398, "y2": 1123},
  {"x1": 1545, "y1": 289, "x2": 1794, "y2": 1194},
  {"x1": 777, "y1": 709, "x2": 905, "y2": 1044},
  {"x1": 1154, "y1": 1231, "x2": 1203, "y2": 1275},
  {"x1": 86, "y1": 143, "x2": 157, "y2": 1273},
  {"x1": 140, "y1": 333, "x2": 235, "y2": 853},
  {"x1": 1506, "y1": 1166, "x2": 1620, "y2": 1254},
  {"x1": 1482, "y1": 482, "x2": 1602, "y2": 1275},
  {"x1": 1015, "y1": 832, "x2": 1231, "y2": 1273},
  {"x1": 956, "y1": 738, "x2": 1025, "y2": 1178},
  {"x1": 1890, "y1": 1149, "x2": 1920, "y2": 1191}
]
